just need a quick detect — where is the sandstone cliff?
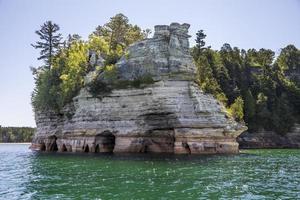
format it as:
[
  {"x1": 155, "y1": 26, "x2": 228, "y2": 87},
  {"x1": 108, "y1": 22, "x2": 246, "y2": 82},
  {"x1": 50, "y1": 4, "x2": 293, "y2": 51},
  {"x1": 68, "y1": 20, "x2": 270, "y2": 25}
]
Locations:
[{"x1": 31, "y1": 23, "x2": 246, "y2": 154}]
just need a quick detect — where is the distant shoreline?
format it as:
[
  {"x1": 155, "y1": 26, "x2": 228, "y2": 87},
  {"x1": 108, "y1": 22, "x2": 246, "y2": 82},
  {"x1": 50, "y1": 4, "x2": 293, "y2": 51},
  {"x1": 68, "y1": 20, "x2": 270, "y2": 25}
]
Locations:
[{"x1": 0, "y1": 143, "x2": 31, "y2": 144}]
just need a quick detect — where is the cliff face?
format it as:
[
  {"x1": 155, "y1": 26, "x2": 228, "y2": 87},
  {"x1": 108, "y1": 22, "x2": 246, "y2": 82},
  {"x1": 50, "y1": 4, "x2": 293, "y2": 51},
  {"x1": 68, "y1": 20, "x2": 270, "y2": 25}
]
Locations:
[{"x1": 31, "y1": 23, "x2": 246, "y2": 154}]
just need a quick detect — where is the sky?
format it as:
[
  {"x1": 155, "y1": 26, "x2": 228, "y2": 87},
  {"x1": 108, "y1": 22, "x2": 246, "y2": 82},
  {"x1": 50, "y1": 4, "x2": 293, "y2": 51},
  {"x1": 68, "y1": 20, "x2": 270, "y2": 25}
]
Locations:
[{"x1": 0, "y1": 0, "x2": 299, "y2": 127}]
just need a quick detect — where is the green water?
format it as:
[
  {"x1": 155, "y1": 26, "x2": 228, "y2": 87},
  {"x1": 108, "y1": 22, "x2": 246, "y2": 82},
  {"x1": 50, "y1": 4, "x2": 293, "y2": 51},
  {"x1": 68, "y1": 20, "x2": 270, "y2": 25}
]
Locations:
[{"x1": 0, "y1": 144, "x2": 299, "y2": 199}]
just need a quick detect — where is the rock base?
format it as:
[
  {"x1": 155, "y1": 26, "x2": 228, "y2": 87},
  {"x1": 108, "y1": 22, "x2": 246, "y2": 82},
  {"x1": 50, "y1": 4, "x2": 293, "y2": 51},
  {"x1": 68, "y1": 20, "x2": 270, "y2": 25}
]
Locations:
[
  {"x1": 30, "y1": 128, "x2": 240, "y2": 154},
  {"x1": 238, "y1": 125, "x2": 300, "y2": 149}
]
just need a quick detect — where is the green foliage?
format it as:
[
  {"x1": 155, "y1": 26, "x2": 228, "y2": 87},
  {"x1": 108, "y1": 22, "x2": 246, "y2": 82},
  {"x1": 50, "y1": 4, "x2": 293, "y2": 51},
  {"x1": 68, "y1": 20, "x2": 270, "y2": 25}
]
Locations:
[
  {"x1": 59, "y1": 41, "x2": 89, "y2": 104},
  {"x1": 192, "y1": 30, "x2": 207, "y2": 58},
  {"x1": 92, "y1": 13, "x2": 145, "y2": 52},
  {"x1": 32, "y1": 41, "x2": 89, "y2": 111},
  {"x1": 65, "y1": 34, "x2": 82, "y2": 48},
  {"x1": 276, "y1": 45, "x2": 300, "y2": 85},
  {"x1": 194, "y1": 48, "x2": 228, "y2": 104},
  {"x1": 86, "y1": 77, "x2": 111, "y2": 97},
  {"x1": 219, "y1": 44, "x2": 243, "y2": 104},
  {"x1": 0, "y1": 127, "x2": 35, "y2": 143},
  {"x1": 228, "y1": 96, "x2": 244, "y2": 122},
  {"x1": 242, "y1": 89, "x2": 256, "y2": 123},
  {"x1": 84, "y1": 14, "x2": 148, "y2": 96},
  {"x1": 192, "y1": 29, "x2": 300, "y2": 134},
  {"x1": 90, "y1": 13, "x2": 145, "y2": 66},
  {"x1": 31, "y1": 67, "x2": 62, "y2": 111},
  {"x1": 31, "y1": 21, "x2": 62, "y2": 68},
  {"x1": 88, "y1": 35, "x2": 110, "y2": 56},
  {"x1": 130, "y1": 75, "x2": 155, "y2": 88},
  {"x1": 271, "y1": 93, "x2": 295, "y2": 135},
  {"x1": 31, "y1": 20, "x2": 300, "y2": 136},
  {"x1": 86, "y1": 64, "x2": 118, "y2": 96},
  {"x1": 32, "y1": 14, "x2": 146, "y2": 112}
]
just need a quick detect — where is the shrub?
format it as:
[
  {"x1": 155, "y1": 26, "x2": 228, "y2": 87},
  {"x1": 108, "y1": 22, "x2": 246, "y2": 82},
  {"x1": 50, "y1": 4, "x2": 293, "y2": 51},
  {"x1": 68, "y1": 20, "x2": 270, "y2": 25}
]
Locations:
[{"x1": 228, "y1": 96, "x2": 244, "y2": 122}]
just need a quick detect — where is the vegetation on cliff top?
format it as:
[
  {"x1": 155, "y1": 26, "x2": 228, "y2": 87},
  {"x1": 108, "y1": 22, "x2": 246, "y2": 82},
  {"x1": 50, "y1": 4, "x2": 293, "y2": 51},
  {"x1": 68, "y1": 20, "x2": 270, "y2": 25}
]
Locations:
[
  {"x1": 31, "y1": 14, "x2": 300, "y2": 135},
  {"x1": 31, "y1": 14, "x2": 147, "y2": 112}
]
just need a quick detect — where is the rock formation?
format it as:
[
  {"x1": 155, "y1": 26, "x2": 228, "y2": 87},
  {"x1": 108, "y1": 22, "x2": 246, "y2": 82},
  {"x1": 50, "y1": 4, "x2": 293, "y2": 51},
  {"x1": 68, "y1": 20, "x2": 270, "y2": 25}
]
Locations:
[
  {"x1": 31, "y1": 23, "x2": 246, "y2": 154},
  {"x1": 238, "y1": 124, "x2": 300, "y2": 148}
]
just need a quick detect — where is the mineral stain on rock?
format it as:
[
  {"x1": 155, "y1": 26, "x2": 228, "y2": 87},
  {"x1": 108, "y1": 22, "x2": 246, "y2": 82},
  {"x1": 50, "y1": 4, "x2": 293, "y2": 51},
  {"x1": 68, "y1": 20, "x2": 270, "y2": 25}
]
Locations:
[{"x1": 30, "y1": 23, "x2": 247, "y2": 154}]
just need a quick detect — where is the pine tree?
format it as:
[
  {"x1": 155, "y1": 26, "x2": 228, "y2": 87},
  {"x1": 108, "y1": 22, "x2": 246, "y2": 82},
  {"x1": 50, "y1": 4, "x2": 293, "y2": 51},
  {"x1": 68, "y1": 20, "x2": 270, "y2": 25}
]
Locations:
[
  {"x1": 31, "y1": 21, "x2": 62, "y2": 69},
  {"x1": 195, "y1": 30, "x2": 206, "y2": 50},
  {"x1": 192, "y1": 30, "x2": 207, "y2": 58}
]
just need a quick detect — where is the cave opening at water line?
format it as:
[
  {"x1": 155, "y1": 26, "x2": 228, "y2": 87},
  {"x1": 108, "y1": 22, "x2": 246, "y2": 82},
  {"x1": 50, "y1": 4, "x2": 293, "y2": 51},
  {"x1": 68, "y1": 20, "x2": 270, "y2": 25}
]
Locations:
[
  {"x1": 104, "y1": 134, "x2": 115, "y2": 153},
  {"x1": 49, "y1": 136, "x2": 58, "y2": 152},
  {"x1": 40, "y1": 142, "x2": 46, "y2": 151},
  {"x1": 182, "y1": 142, "x2": 191, "y2": 154},
  {"x1": 95, "y1": 131, "x2": 116, "y2": 153},
  {"x1": 84, "y1": 145, "x2": 89, "y2": 153},
  {"x1": 95, "y1": 144, "x2": 100, "y2": 153},
  {"x1": 140, "y1": 145, "x2": 148, "y2": 153},
  {"x1": 61, "y1": 144, "x2": 67, "y2": 152}
]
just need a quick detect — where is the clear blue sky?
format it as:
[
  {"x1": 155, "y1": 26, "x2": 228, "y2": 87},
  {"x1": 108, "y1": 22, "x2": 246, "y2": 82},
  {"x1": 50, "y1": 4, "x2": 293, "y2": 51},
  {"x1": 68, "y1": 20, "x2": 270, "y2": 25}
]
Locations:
[{"x1": 0, "y1": 0, "x2": 299, "y2": 127}]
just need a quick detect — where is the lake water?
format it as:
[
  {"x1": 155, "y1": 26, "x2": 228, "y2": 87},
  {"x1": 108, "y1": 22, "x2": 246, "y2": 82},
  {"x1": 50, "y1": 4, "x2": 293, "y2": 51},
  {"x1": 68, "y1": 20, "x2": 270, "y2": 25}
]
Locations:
[{"x1": 0, "y1": 144, "x2": 299, "y2": 200}]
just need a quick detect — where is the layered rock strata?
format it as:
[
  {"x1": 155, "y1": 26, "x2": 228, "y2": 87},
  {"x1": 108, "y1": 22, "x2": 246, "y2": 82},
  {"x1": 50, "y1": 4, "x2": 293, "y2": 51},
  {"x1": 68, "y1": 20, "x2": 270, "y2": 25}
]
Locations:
[{"x1": 31, "y1": 23, "x2": 246, "y2": 154}]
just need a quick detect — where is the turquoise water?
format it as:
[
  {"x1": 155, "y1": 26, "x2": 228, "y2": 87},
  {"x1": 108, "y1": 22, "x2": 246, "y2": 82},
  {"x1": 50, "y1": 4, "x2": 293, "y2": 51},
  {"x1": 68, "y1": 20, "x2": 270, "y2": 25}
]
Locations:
[{"x1": 0, "y1": 144, "x2": 299, "y2": 199}]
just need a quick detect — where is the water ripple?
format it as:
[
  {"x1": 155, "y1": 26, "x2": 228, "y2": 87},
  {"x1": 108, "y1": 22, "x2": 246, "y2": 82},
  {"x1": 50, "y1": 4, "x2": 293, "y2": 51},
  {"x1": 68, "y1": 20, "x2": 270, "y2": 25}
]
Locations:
[{"x1": 0, "y1": 145, "x2": 300, "y2": 199}]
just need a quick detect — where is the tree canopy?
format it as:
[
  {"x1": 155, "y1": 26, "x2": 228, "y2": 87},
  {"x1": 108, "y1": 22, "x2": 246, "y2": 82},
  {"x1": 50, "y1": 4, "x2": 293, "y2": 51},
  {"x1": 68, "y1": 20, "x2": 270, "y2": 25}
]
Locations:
[
  {"x1": 31, "y1": 14, "x2": 145, "y2": 112},
  {"x1": 0, "y1": 127, "x2": 35, "y2": 143},
  {"x1": 31, "y1": 15, "x2": 300, "y2": 135},
  {"x1": 91, "y1": 13, "x2": 145, "y2": 52},
  {"x1": 192, "y1": 31, "x2": 300, "y2": 134}
]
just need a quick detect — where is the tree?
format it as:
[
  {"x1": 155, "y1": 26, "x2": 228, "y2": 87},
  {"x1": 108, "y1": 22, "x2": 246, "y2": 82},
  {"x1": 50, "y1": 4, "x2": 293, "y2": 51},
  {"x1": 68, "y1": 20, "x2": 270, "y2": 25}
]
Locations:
[
  {"x1": 276, "y1": 45, "x2": 300, "y2": 85},
  {"x1": 31, "y1": 21, "x2": 62, "y2": 69},
  {"x1": 90, "y1": 14, "x2": 145, "y2": 66},
  {"x1": 59, "y1": 41, "x2": 89, "y2": 104},
  {"x1": 0, "y1": 127, "x2": 35, "y2": 143},
  {"x1": 192, "y1": 30, "x2": 207, "y2": 58},
  {"x1": 194, "y1": 49, "x2": 228, "y2": 104},
  {"x1": 31, "y1": 66, "x2": 62, "y2": 111},
  {"x1": 256, "y1": 48, "x2": 275, "y2": 67},
  {"x1": 195, "y1": 30, "x2": 206, "y2": 50},
  {"x1": 91, "y1": 13, "x2": 145, "y2": 52},
  {"x1": 191, "y1": 29, "x2": 299, "y2": 134},
  {"x1": 271, "y1": 93, "x2": 295, "y2": 134},
  {"x1": 243, "y1": 89, "x2": 256, "y2": 122},
  {"x1": 229, "y1": 96, "x2": 244, "y2": 122},
  {"x1": 32, "y1": 15, "x2": 142, "y2": 112},
  {"x1": 88, "y1": 35, "x2": 110, "y2": 56},
  {"x1": 65, "y1": 34, "x2": 82, "y2": 48},
  {"x1": 219, "y1": 44, "x2": 243, "y2": 104}
]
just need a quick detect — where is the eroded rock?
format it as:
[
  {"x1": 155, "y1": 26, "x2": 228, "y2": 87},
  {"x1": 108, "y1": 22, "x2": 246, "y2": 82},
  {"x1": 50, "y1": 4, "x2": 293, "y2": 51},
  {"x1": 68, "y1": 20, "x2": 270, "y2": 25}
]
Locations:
[
  {"x1": 238, "y1": 124, "x2": 300, "y2": 148},
  {"x1": 31, "y1": 23, "x2": 247, "y2": 154}
]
